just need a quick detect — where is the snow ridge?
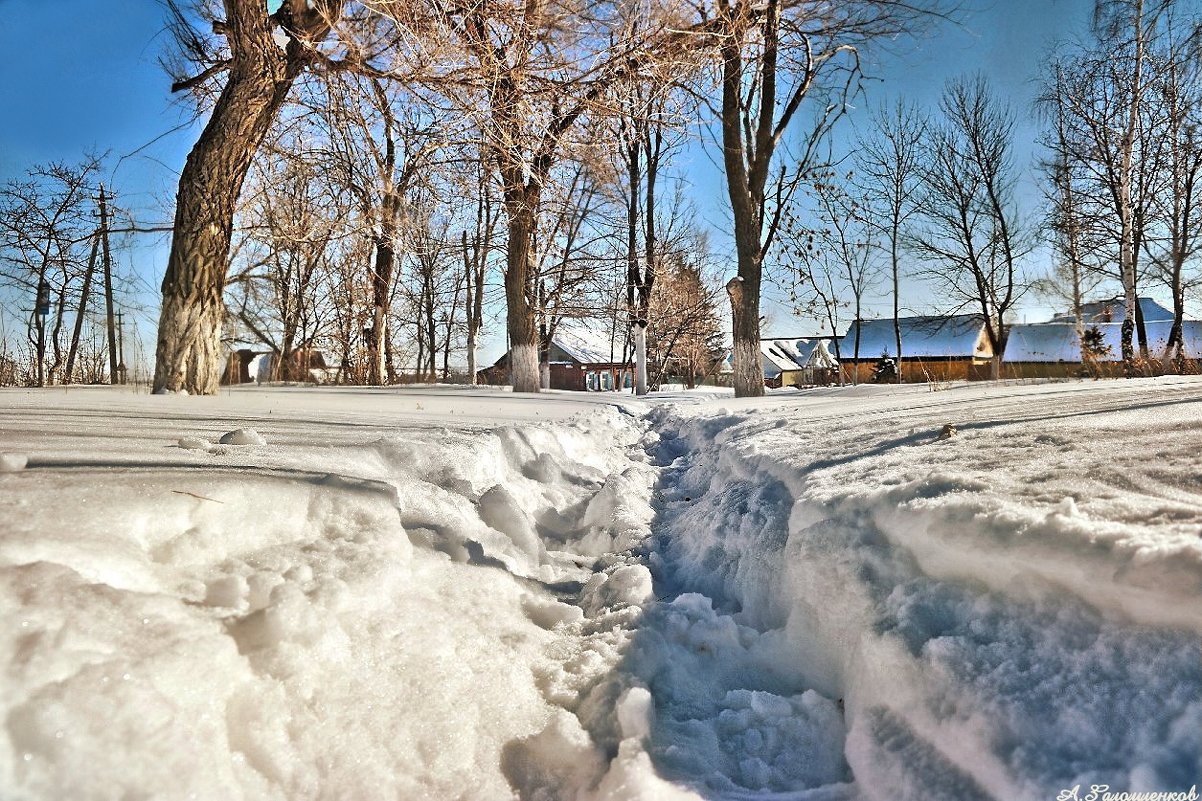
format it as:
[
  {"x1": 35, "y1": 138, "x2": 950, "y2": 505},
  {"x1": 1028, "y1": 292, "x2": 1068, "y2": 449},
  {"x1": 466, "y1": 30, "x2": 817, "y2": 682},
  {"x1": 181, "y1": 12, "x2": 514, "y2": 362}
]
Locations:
[{"x1": 638, "y1": 385, "x2": 1202, "y2": 801}]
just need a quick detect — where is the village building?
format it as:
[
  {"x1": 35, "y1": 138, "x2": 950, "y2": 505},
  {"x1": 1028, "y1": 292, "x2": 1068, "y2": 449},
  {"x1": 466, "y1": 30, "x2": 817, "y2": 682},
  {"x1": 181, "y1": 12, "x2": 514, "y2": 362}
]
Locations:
[
  {"x1": 754, "y1": 338, "x2": 840, "y2": 387},
  {"x1": 1006, "y1": 298, "x2": 1202, "y2": 377},
  {"x1": 478, "y1": 326, "x2": 632, "y2": 391},
  {"x1": 836, "y1": 314, "x2": 994, "y2": 383}
]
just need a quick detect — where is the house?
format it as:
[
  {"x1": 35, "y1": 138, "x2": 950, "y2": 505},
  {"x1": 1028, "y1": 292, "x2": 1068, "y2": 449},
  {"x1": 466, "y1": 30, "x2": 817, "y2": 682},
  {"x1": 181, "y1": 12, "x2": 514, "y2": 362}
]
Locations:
[
  {"x1": 1005, "y1": 318, "x2": 1202, "y2": 377},
  {"x1": 478, "y1": 325, "x2": 632, "y2": 391},
  {"x1": 837, "y1": 315, "x2": 994, "y2": 383},
  {"x1": 760, "y1": 338, "x2": 840, "y2": 387},
  {"x1": 1048, "y1": 296, "x2": 1175, "y2": 325},
  {"x1": 716, "y1": 337, "x2": 840, "y2": 387},
  {"x1": 221, "y1": 348, "x2": 340, "y2": 385}
]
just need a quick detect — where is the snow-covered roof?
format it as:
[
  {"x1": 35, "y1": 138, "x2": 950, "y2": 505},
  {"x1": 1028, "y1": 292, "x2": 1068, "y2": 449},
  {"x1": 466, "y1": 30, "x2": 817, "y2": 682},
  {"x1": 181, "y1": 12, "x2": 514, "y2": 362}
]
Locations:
[
  {"x1": 1005, "y1": 320, "x2": 1202, "y2": 362},
  {"x1": 802, "y1": 339, "x2": 840, "y2": 369},
  {"x1": 724, "y1": 338, "x2": 841, "y2": 378},
  {"x1": 761, "y1": 339, "x2": 806, "y2": 376},
  {"x1": 1049, "y1": 297, "x2": 1173, "y2": 325},
  {"x1": 550, "y1": 325, "x2": 626, "y2": 365},
  {"x1": 838, "y1": 315, "x2": 991, "y2": 360}
]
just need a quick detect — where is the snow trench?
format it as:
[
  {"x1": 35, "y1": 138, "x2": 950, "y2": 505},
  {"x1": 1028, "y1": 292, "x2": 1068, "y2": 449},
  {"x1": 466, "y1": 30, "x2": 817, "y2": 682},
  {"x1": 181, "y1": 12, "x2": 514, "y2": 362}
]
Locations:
[{"x1": 3, "y1": 392, "x2": 1200, "y2": 801}]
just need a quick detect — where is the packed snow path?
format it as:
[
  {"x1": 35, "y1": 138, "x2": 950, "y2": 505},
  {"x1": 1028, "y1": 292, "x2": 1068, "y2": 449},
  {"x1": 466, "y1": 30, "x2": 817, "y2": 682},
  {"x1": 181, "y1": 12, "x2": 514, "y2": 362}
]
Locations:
[{"x1": 0, "y1": 381, "x2": 1199, "y2": 800}]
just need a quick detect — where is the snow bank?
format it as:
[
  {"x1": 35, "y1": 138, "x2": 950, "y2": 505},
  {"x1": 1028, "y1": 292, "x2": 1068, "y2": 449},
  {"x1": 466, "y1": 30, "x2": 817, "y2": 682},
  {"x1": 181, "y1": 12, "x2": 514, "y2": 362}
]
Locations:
[
  {"x1": 646, "y1": 379, "x2": 1202, "y2": 800},
  {"x1": 0, "y1": 390, "x2": 667, "y2": 801}
]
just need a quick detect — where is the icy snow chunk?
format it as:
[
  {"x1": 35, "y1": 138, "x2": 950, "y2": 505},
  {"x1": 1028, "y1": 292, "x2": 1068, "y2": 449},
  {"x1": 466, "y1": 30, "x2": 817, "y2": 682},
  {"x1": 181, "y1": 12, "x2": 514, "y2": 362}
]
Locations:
[
  {"x1": 616, "y1": 686, "x2": 654, "y2": 742},
  {"x1": 521, "y1": 594, "x2": 584, "y2": 630},
  {"x1": 500, "y1": 708, "x2": 605, "y2": 798},
  {"x1": 478, "y1": 484, "x2": 541, "y2": 562},
  {"x1": 219, "y1": 428, "x2": 266, "y2": 446},
  {"x1": 0, "y1": 452, "x2": 28, "y2": 471},
  {"x1": 204, "y1": 574, "x2": 249, "y2": 609},
  {"x1": 580, "y1": 565, "x2": 654, "y2": 616},
  {"x1": 177, "y1": 436, "x2": 210, "y2": 451}
]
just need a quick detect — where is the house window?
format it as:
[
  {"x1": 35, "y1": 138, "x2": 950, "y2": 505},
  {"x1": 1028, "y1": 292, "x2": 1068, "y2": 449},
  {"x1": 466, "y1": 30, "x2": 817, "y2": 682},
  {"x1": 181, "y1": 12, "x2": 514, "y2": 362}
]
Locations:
[
  {"x1": 586, "y1": 372, "x2": 598, "y2": 391},
  {"x1": 601, "y1": 371, "x2": 614, "y2": 391}
]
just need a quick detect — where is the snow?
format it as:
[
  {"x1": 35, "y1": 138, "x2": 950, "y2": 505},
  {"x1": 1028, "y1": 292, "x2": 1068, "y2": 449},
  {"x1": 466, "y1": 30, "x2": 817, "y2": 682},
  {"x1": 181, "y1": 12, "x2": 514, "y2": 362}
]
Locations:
[{"x1": 1, "y1": 379, "x2": 1200, "y2": 800}]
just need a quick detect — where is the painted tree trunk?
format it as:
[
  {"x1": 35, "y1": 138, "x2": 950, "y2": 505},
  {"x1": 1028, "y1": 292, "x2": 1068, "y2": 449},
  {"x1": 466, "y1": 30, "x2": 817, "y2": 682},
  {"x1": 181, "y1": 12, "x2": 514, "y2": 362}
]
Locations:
[
  {"x1": 504, "y1": 197, "x2": 540, "y2": 393},
  {"x1": 154, "y1": 46, "x2": 293, "y2": 394},
  {"x1": 634, "y1": 322, "x2": 648, "y2": 395}
]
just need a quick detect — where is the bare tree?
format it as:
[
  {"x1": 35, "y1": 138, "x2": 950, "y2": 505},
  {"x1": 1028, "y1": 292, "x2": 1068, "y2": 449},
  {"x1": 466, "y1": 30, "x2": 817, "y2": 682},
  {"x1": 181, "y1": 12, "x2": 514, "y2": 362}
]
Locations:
[
  {"x1": 312, "y1": 73, "x2": 442, "y2": 384},
  {"x1": 856, "y1": 100, "x2": 925, "y2": 376},
  {"x1": 226, "y1": 147, "x2": 346, "y2": 380},
  {"x1": 1142, "y1": 17, "x2": 1202, "y2": 366},
  {"x1": 532, "y1": 159, "x2": 617, "y2": 388},
  {"x1": 785, "y1": 173, "x2": 878, "y2": 382},
  {"x1": 707, "y1": 0, "x2": 946, "y2": 397},
  {"x1": 1038, "y1": 62, "x2": 1111, "y2": 363},
  {"x1": 154, "y1": 0, "x2": 433, "y2": 393},
  {"x1": 461, "y1": 156, "x2": 501, "y2": 385},
  {"x1": 912, "y1": 76, "x2": 1031, "y2": 378},
  {"x1": 613, "y1": 64, "x2": 684, "y2": 396},
  {"x1": 0, "y1": 158, "x2": 106, "y2": 386},
  {"x1": 1089, "y1": 0, "x2": 1169, "y2": 370},
  {"x1": 648, "y1": 245, "x2": 725, "y2": 389}
]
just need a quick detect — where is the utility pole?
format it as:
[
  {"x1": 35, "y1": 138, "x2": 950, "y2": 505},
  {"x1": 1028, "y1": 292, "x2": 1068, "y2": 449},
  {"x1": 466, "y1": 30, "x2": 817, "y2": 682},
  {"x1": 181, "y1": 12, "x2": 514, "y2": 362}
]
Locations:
[
  {"x1": 115, "y1": 311, "x2": 127, "y2": 385},
  {"x1": 65, "y1": 231, "x2": 100, "y2": 382},
  {"x1": 98, "y1": 185, "x2": 118, "y2": 384}
]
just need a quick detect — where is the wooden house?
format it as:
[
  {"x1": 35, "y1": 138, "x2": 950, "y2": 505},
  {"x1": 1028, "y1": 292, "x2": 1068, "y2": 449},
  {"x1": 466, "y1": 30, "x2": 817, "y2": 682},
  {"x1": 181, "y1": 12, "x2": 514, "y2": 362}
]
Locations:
[{"x1": 837, "y1": 315, "x2": 994, "y2": 383}]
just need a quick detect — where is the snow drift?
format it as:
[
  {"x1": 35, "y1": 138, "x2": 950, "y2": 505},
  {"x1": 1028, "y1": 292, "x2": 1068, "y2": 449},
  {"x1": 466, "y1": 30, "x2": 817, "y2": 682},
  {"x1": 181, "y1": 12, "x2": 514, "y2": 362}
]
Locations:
[{"x1": 1, "y1": 379, "x2": 1200, "y2": 800}]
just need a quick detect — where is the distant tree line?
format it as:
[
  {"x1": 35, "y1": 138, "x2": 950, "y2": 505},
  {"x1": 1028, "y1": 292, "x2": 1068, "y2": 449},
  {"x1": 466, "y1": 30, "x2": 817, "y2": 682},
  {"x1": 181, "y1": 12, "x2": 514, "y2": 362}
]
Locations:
[{"x1": 783, "y1": 0, "x2": 1202, "y2": 381}]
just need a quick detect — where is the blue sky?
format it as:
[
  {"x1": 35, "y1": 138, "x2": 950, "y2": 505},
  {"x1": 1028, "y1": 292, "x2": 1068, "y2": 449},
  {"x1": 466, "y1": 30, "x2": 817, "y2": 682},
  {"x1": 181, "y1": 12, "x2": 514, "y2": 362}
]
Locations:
[{"x1": 0, "y1": 0, "x2": 1098, "y2": 366}]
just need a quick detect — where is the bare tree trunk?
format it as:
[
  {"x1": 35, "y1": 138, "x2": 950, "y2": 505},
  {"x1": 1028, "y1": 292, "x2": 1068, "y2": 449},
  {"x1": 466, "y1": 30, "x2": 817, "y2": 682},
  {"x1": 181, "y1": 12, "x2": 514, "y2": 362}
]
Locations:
[
  {"x1": 726, "y1": 276, "x2": 762, "y2": 395},
  {"x1": 1117, "y1": 0, "x2": 1147, "y2": 375},
  {"x1": 721, "y1": 46, "x2": 766, "y2": 401},
  {"x1": 369, "y1": 229, "x2": 396, "y2": 385},
  {"x1": 155, "y1": 67, "x2": 293, "y2": 391}
]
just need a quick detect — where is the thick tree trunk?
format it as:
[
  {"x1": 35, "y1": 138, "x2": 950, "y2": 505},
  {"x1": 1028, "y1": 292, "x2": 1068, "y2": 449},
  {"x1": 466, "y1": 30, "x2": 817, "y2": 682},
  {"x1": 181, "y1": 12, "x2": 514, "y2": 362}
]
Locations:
[
  {"x1": 504, "y1": 196, "x2": 540, "y2": 393},
  {"x1": 727, "y1": 276, "x2": 763, "y2": 396},
  {"x1": 153, "y1": 1, "x2": 341, "y2": 394},
  {"x1": 154, "y1": 50, "x2": 293, "y2": 393},
  {"x1": 718, "y1": 21, "x2": 767, "y2": 399}
]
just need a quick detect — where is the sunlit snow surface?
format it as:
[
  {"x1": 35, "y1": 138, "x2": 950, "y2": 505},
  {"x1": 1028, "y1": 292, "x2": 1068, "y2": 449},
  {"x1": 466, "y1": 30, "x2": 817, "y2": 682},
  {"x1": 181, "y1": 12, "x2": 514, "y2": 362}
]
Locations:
[{"x1": 1, "y1": 380, "x2": 1199, "y2": 800}]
